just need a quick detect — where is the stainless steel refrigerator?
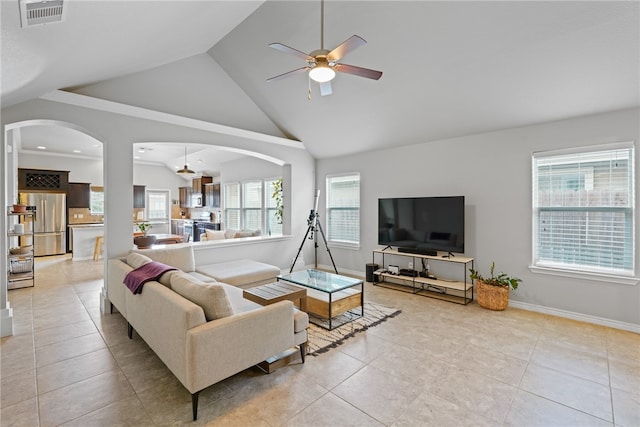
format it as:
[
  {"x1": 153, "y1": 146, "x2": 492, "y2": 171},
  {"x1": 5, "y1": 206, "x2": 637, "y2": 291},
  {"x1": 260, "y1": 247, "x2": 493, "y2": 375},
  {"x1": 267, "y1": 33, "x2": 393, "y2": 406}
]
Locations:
[{"x1": 21, "y1": 193, "x2": 66, "y2": 256}]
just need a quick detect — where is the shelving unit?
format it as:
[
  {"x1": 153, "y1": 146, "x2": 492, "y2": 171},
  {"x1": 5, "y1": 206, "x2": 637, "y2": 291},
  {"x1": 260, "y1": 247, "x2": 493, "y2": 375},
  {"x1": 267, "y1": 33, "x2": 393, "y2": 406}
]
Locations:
[
  {"x1": 6, "y1": 207, "x2": 35, "y2": 289},
  {"x1": 372, "y1": 248, "x2": 474, "y2": 305}
]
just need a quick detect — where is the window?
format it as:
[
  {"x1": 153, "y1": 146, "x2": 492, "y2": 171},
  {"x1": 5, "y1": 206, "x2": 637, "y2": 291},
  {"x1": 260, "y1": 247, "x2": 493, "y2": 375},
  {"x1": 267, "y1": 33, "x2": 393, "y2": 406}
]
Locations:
[
  {"x1": 224, "y1": 183, "x2": 241, "y2": 230},
  {"x1": 532, "y1": 143, "x2": 635, "y2": 278},
  {"x1": 146, "y1": 190, "x2": 170, "y2": 220},
  {"x1": 265, "y1": 178, "x2": 283, "y2": 236},
  {"x1": 223, "y1": 178, "x2": 283, "y2": 235},
  {"x1": 326, "y1": 173, "x2": 360, "y2": 246},
  {"x1": 90, "y1": 186, "x2": 104, "y2": 215},
  {"x1": 242, "y1": 181, "x2": 262, "y2": 230}
]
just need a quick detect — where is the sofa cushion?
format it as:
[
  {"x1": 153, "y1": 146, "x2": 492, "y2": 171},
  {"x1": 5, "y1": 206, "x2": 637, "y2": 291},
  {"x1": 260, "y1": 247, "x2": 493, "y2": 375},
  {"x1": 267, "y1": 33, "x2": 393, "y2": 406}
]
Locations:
[
  {"x1": 195, "y1": 259, "x2": 280, "y2": 288},
  {"x1": 204, "y1": 229, "x2": 226, "y2": 241},
  {"x1": 131, "y1": 245, "x2": 195, "y2": 273},
  {"x1": 224, "y1": 229, "x2": 238, "y2": 239},
  {"x1": 126, "y1": 252, "x2": 177, "y2": 288},
  {"x1": 126, "y1": 252, "x2": 152, "y2": 269},
  {"x1": 170, "y1": 272, "x2": 233, "y2": 321},
  {"x1": 234, "y1": 229, "x2": 260, "y2": 238},
  {"x1": 293, "y1": 310, "x2": 309, "y2": 333}
]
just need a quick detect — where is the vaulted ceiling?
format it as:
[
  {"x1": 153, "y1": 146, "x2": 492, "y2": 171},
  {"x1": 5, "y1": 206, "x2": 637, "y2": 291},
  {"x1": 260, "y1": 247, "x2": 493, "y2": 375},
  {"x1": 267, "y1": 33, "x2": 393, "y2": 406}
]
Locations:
[{"x1": 2, "y1": 1, "x2": 638, "y2": 164}]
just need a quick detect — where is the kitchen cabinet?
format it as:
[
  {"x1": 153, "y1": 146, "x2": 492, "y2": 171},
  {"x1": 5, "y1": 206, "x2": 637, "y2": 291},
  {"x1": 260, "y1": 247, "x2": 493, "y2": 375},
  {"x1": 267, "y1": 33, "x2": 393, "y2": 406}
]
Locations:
[
  {"x1": 204, "y1": 183, "x2": 220, "y2": 208},
  {"x1": 172, "y1": 220, "x2": 185, "y2": 236},
  {"x1": 192, "y1": 176, "x2": 213, "y2": 208},
  {"x1": 19, "y1": 168, "x2": 69, "y2": 192},
  {"x1": 191, "y1": 176, "x2": 212, "y2": 193},
  {"x1": 133, "y1": 185, "x2": 146, "y2": 208},
  {"x1": 67, "y1": 182, "x2": 91, "y2": 208},
  {"x1": 179, "y1": 186, "x2": 191, "y2": 208}
]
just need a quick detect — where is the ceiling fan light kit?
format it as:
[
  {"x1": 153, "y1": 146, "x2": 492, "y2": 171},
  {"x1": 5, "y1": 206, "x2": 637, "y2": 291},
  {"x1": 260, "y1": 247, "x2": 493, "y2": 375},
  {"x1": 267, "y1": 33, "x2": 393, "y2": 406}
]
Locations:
[
  {"x1": 309, "y1": 64, "x2": 335, "y2": 83},
  {"x1": 267, "y1": 0, "x2": 382, "y2": 97}
]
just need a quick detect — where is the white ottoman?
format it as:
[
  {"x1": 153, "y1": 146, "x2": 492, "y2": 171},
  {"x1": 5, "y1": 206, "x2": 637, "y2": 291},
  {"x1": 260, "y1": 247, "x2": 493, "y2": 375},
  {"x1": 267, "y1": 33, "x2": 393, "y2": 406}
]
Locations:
[{"x1": 196, "y1": 259, "x2": 280, "y2": 289}]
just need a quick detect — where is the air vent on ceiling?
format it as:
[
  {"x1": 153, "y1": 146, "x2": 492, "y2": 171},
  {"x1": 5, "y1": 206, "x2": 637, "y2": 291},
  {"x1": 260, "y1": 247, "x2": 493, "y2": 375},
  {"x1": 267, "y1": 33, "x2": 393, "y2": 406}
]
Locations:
[{"x1": 19, "y1": 0, "x2": 65, "y2": 28}]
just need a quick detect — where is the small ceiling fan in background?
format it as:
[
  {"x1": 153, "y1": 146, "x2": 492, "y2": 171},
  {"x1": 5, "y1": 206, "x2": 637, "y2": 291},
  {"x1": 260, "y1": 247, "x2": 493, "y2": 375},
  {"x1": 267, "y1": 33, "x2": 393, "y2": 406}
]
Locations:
[{"x1": 267, "y1": 0, "x2": 383, "y2": 98}]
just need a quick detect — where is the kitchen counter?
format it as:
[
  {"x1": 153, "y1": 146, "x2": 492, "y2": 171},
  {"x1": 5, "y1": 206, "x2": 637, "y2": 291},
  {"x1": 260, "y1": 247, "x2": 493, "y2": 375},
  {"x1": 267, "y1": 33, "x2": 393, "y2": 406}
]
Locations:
[
  {"x1": 69, "y1": 224, "x2": 104, "y2": 261},
  {"x1": 68, "y1": 223, "x2": 104, "y2": 228}
]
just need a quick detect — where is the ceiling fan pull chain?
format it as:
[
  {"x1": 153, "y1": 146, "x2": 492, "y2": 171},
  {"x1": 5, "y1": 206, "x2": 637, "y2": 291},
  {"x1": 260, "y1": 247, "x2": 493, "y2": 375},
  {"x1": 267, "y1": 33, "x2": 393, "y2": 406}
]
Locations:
[{"x1": 308, "y1": 75, "x2": 312, "y2": 100}]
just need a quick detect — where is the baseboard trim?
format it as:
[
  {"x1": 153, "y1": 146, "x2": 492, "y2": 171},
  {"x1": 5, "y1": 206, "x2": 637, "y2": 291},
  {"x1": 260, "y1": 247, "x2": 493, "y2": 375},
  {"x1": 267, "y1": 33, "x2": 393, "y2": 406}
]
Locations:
[
  {"x1": 508, "y1": 300, "x2": 640, "y2": 334},
  {"x1": 318, "y1": 264, "x2": 640, "y2": 333},
  {"x1": 1, "y1": 306, "x2": 14, "y2": 337}
]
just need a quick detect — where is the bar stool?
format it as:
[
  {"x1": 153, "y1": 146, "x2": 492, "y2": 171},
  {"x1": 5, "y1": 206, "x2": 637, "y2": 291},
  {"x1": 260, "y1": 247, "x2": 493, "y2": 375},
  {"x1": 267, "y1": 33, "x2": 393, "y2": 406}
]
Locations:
[{"x1": 93, "y1": 236, "x2": 104, "y2": 261}]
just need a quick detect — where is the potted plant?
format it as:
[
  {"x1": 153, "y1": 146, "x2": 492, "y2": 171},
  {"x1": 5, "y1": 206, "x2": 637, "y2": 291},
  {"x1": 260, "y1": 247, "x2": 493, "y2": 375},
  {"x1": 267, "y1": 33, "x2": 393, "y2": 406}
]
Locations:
[
  {"x1": 272, "y1": 177, "x2": 283, "y2": 225},
  {"x1": 133, "y1": 222, "x2": 156, "y2": 249},
  {"x1": 12, "y1": 194, "x2": 27, "y2": 213},
  {"x1": 469, "y1": 261, "x2": 521, "y2": 311}
]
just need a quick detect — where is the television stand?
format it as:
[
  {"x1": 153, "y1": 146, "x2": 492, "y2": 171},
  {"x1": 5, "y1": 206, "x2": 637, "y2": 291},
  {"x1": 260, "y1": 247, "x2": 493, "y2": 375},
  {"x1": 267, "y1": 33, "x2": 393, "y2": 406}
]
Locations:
[{"x1": 372, "y1": 248, "x2": 474, "y2": 305}]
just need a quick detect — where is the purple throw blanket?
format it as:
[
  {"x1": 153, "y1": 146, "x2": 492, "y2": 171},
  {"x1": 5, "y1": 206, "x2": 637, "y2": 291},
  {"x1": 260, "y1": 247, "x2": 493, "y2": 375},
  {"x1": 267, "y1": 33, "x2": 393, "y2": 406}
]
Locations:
[{"x1": 124, "y1": 261, "x2": 176, "y2": 294}]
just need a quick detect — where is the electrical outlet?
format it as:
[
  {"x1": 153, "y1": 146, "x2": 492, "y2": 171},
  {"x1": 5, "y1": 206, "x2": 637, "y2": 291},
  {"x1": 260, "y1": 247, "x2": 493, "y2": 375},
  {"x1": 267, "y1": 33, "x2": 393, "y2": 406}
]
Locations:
[{"x1": 408, "y1": 261, "x2": 413, "y2": 270}]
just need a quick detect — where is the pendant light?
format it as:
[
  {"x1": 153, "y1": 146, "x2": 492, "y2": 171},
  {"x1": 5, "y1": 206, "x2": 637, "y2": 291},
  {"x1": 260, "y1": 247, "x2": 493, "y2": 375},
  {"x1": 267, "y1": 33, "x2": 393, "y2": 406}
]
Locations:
[{"x1": 176, "y1": 146, "x2": 195, "y2": 175}]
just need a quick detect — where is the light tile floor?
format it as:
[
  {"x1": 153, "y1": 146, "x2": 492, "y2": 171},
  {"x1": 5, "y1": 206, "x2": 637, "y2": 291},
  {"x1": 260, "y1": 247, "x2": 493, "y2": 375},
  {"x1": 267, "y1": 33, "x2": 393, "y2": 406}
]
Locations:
[{"x1": 1, "y1": 255, "x2": 639, "y2": 426}]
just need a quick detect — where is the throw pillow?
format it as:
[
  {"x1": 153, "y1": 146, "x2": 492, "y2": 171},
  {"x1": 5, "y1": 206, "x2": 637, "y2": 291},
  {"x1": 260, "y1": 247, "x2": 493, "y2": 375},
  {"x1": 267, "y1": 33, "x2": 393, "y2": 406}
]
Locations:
[
  {"x1": 224, "y1": 229, "x2": 238, "y2": 239},
  {"x1": 204, "y1": 229, "x2": 225, "y2": 241},
  {"x1": 126, "y1": 252, "x2": 152, "y2": 269},
  {"x1": 131, "y1": 245, "x2": 195, "y2": 272},
  {"x1": 170, "y1": 272, "x2": 233, "y2": 321},
  {"x1": 234, "y1": 230, "x2": 255, "y2": 238}
]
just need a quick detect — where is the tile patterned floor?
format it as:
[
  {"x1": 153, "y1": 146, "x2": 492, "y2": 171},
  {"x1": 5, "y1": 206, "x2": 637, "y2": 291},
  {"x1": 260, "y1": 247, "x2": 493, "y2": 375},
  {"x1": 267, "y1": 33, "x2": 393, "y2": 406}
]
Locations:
[{"x1": 1, "y1": 255, "x2": 639, "y2": 426}]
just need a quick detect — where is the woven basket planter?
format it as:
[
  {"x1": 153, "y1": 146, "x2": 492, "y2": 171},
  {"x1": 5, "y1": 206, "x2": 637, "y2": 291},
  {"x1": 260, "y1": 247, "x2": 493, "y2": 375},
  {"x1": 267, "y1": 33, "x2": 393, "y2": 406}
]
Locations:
[{"x1": 476, "y1": 280, "x2": 510, "y2": 311}]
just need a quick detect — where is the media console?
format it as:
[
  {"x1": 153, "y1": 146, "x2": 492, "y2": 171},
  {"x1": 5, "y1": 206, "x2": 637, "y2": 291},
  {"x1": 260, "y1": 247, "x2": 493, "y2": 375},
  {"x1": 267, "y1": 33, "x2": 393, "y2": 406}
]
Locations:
[{"x1": 372, "y1": 248, "x2": 474, "y2": 305}]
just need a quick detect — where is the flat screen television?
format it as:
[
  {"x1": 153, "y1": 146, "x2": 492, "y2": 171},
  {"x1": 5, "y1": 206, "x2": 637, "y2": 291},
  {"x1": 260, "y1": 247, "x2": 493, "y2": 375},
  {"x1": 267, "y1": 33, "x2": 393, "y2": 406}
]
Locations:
[{"x1": 378, "y1": 196, "x2": 465, "y2": 254}]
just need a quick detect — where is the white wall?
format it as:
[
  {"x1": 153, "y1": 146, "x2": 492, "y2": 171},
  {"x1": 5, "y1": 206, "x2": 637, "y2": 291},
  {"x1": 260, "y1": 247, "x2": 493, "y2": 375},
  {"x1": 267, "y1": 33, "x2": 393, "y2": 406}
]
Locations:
[
  {"x1": 221, "y1": 156, "x2": 282, "y2": 183},
  {"x1": 133, "y1": 163, "x2": 185, "y2": 203},
  {"x1": 19, "y1": 152, "x2": 103, "y2": 184},
  {"x1": 1, "y1": 96, "x2": 315, "y2": 317},
  {"x1": 316, "y1": 108, "x2": 640, "y2": 328}
]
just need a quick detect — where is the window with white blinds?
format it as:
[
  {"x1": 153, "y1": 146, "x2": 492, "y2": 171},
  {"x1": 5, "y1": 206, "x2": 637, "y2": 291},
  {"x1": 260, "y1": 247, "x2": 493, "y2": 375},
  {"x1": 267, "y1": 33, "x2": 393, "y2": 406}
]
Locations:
[
  {"x1": 242, "y1": 181, "x2": 262, "y2": 231},
  {"x1": 326, "y1": 173, "x2": 360, "y2": 246},
  {"x1": 223, "y1": 179, "x2": 281, "y2": 234},
  {"x1": 224, "y1": 183, "x2": 241, "y2": 230},
  {"x1": 146, "y1": 190, "x2": 169, "y2": 220},
  {"x1": 532, "y1": 143, "x2": 635, "y2": 277}
]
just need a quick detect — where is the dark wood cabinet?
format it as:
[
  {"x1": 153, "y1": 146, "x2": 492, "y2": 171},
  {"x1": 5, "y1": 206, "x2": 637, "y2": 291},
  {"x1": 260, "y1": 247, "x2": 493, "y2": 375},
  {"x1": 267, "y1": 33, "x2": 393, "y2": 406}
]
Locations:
[
  {"x1": 19, "y1": 168, "x2": 69, "y2": 192},
  {"x1": 204, "y1": 183, "x2": 220, "y2": 208},
  {"x1": 196, "y1": 177, "x2": 213, "y2": 207},
  {"x1": 179, "y1": 186, "x2": 191, "y2": 208},
  {"x1": 67, "y1": 183, "x2": 91, "y2": 208},
  {"x1": 133, "y1": 185, "x2": 146, "y2": 208}
]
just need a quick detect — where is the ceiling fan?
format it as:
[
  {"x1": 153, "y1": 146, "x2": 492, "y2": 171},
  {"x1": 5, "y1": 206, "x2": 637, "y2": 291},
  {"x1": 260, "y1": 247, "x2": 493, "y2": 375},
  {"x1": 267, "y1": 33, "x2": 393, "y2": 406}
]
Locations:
[{"x1": 266, "y1": 0, "x2": 382, "y2": 98}]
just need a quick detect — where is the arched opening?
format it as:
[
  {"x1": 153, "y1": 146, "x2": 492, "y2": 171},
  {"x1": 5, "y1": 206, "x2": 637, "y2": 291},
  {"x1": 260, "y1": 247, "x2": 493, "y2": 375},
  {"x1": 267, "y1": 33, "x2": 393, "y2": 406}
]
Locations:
[
  {"x1": 131, "y1": 141, "x2": 288, "y2": 241},
  {"x1": 3, "y1": 119, "x2": 106, "y2": 280}
]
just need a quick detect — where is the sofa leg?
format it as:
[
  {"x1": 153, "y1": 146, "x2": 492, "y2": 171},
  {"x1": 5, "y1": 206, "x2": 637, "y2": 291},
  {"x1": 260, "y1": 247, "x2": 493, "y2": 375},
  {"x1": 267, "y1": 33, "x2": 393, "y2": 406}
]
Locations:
[
  {"x1": 300, "y1": 342, "x2": 307, "y2": 363},
  {"x1": 127, "y1": 322, "x2": 133, "y2": 339},
  {"x1": 192, "y1": 391, "x2": 201, "y2": 421}
]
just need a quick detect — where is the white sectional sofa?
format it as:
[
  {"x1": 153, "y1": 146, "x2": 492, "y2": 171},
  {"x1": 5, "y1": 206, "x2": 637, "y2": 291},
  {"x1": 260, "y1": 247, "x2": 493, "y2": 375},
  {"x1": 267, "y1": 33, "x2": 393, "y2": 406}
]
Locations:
[{"x1": 106, "y1": 245, "x2": 308, "y2": 420}]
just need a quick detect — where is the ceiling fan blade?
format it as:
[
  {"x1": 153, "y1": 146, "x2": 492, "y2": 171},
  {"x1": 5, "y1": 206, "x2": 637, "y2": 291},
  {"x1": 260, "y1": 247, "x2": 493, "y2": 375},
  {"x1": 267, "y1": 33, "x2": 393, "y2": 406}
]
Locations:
[
  {"x1": 334, "y1": 63, "x2": 383, "y2": 80},
  {"x1": 268, "y1": 43, "x2": 313, "y2": 61},
  {"x1": 266, "y1": 67, "x2": 309, "y2": 82},
  {"x1": 319, "y1": 81, "x2": 333, "y2": 96},
  {"x1": 327, "y1": 35, "x2": 366, "y2": 61}
]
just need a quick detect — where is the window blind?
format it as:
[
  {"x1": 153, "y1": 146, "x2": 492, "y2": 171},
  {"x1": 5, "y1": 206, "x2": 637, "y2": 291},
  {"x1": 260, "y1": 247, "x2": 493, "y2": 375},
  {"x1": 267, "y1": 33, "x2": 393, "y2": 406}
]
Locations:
[
  {"x1": 326, "y1": 173, "x2": 360, "y2": 244},
  {"x1": 532, "y1": 144, "x2": 634, "y2": 275}
]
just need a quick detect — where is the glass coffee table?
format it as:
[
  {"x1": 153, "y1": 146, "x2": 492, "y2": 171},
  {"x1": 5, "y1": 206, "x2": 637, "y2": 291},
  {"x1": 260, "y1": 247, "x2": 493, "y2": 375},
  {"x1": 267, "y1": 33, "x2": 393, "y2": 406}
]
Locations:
[{"x1": 278, "y1": 269, "x2": 363, "y2": 330}]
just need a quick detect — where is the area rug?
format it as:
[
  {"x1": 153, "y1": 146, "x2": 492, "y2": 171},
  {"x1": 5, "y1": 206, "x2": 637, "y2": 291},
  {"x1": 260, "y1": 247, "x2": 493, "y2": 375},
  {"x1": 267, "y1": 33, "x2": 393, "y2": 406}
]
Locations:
[{"x1": 306, "y1": 302, "x2": 401, "y2": 356}]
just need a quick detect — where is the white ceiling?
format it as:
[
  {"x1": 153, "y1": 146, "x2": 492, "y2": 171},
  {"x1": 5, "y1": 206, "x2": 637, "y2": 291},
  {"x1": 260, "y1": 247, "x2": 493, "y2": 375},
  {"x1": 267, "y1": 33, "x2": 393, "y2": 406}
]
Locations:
[{"x1": 2, "y1": 1, "x2": 638, "y2": 165}]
